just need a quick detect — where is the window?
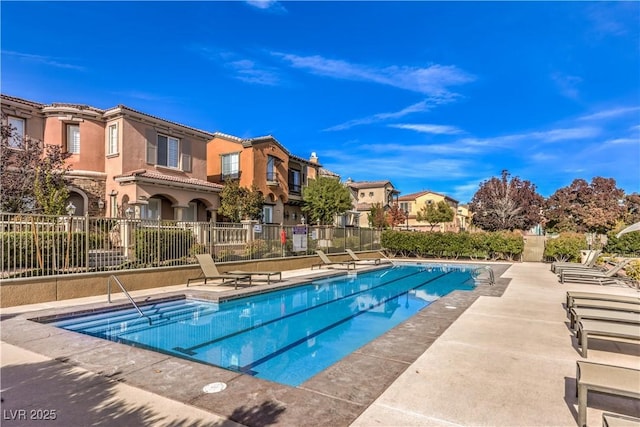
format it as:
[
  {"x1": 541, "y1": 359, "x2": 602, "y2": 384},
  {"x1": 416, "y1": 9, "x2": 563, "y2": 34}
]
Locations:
[
  {"x1": 67, "y1": 124, "x2": 80, "y2": 154},
  {"x1": 360, "y1": 192, "x2": 365, "y2": 198},
  {"x1": 181, "y1": 203, "x2": 197, "y2": 221},
  {"x1": 400, "y1": 202, "x2": 410, "y2": 213},
  {"x1": 7, "y1": 116, "x2": 25, "y2": 148},
  {"x1": 262, "y1": 205, "x2": 273, "y2": 223},
  {"x1": 157, "y1": 134, "x2": 179, "y2": 168},
  {"x1": 107, "y1": 123, "x2": 118, "y2": 155},
  {"x1": 266, "y1": 156, "x2": 277, "y2": 181},
  {"x1": 221, "y1": 153, "x2": 240, "y2": 179},
  {"x1": 369, "y1": 192, "x2": 374, "y2": 197},
  {"x1": 141, "y1": 198, "x2": 160, "y2": 219},
  {"x1": 289, "y1": 169, "x2": 301, "y2": 193}
]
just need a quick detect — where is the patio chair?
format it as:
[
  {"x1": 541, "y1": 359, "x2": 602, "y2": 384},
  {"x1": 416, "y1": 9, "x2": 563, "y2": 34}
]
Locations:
[
  {"x1": 226, "y1": 269, "x2": 282, "y2": 285},
  {"x1": 576, "y1": 319, "x2": 640, "y2": 357},
  {"x1": 576, "y1": 361, "x2": 640, "y2": 427},
  {"x1": 187, "y1": 254, "x2": 251, "y2": 289},
  {"x1": 569, "y1": 307, "x2": 640, "y2": 330},
  {"x1": 560, "y1": 259, "x2": 632, "y2": 284},
  {"x1": 345, "y1": 249, "x2": 390, "y2": 265},
  {"x1": 569, "y1": 299, "x2": 640, "y2": 314},
  {"x1": 551, "y1": 250, "x2": 600, "y2": 273},
  {"x1": 565, "y1": 291, "x2": 640, "y2": 310},
  {"x1": 603, "y1": 413, "x2": 640, "y2": 427},
  {"x1": 312, "y1": 250, "x2": 356, "y2": 270}
]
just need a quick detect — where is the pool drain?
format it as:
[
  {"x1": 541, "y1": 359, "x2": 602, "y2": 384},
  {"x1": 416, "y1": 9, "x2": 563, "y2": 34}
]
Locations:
[
  {"x1": 445, "y1": 305, "x2": 457, "y2": 309},
  {"x1": 203, "y1": 382, "x2": 227, "y2": 393}
]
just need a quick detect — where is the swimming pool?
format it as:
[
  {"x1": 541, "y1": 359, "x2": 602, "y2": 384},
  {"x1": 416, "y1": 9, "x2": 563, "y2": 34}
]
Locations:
[{"x1": 49, "y1": 263, "x2": 481, "y2": 386}]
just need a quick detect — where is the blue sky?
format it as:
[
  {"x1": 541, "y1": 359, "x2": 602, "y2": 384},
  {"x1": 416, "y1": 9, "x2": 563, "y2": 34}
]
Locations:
[{"x1": 2, "y1": 1, "x2": 639, "y2": 203}]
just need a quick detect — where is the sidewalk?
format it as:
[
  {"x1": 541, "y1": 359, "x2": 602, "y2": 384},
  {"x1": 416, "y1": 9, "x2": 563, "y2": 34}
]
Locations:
[{"x1": 351, "y1": 262, "x2": 640, "y2": 426}]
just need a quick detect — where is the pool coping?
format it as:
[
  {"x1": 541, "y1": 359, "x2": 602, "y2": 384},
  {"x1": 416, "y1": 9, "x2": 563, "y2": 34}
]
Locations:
[{"x1": 0, "y1": 262, "x2": 512, "y2": 426}]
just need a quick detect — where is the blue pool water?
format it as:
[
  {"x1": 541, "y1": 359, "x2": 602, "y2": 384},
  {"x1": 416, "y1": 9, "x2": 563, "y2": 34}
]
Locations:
[{"x1": 51, "y1": 263, "x2": 480, "y2": 386}]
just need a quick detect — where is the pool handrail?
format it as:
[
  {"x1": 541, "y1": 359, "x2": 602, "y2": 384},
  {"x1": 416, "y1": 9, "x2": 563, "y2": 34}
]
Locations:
[{"x1": 107, "y1": 275, "x2": 152, "y2": 325}]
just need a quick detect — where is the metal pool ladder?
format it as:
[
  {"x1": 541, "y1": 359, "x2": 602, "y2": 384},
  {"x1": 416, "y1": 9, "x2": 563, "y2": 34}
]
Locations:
[
  {"x1": 107, "y1": 275, "x2": 152, "y2": 325},
  {"x1": 474, "y1": 266, "x2": 495, "y2": 286}
]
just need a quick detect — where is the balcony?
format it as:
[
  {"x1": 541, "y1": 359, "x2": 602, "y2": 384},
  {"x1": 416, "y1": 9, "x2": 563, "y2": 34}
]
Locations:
[{"x1": 266, "y1": 172, "x2": 279, "y2": 187}]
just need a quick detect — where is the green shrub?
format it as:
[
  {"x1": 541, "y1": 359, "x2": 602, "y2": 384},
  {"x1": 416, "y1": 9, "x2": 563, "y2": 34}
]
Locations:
[
  {"x1": 381, "y1": 230, "x2": 524, "y2": 261},
  {"x1": 604, "y1": 230, "x2": 640, "y2": 256},
  {"x1": 544, "y1": 232, "x2": 586, "y2": 262}
]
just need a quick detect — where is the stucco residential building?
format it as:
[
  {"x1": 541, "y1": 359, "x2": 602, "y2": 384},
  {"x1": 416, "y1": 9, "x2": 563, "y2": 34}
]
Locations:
[
  {"x1": 1, "y1": 94, "x2": 221, "y2": 221},
  {"x1": 397, "y1": 190, "x2": 461, "y2": 232},
  {"x1": 345, "y1": 179, "x2": 400, "y2": 228},
  {"x1": 206, "y1": 132, "x2": 321, "y2": 225}
]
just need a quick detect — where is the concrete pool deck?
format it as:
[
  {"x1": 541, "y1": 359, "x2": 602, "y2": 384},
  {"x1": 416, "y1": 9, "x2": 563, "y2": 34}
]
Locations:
[{"x1": 1, "y1": 261, "x2": 638, "y2": 426}]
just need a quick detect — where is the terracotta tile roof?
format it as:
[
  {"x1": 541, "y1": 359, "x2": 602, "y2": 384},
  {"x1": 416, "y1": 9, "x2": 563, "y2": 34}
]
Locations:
[
  {"x1": 213, "y1": 131, "x2": 321, "y2": 167},
  {"x1": 115, "y1": 169, "x2": 223, "y2": 190},
  {"x1": 398, "y1": 190, "x2": 458, "y2": 203},
  {"x1": 1, "y1": 94, "x2": 45, "y2": 108},
  {"x1": 347, "y1": 180, "x2": 394, "y2": 189}
]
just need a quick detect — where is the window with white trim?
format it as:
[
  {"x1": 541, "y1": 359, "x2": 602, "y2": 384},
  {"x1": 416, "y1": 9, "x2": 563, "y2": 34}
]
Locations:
[
  {"x1": 8, "y1": 116, "x2": 25, "y2": 148},
  {"x1": 157, "y1": 134, "x2": 180, "y2": 168},
  {"x1": 67, "y1": 124, "x2": 80, "y2": 154},
  {"x1": 262, "y1": 205, "x2": 273, "y2": 223},
  {"x1": 107, "y1": 123, "x2": 118, "y2": 155},
  {"x1": 221, "y1": 153, "x2": 240, "y2": 179}
]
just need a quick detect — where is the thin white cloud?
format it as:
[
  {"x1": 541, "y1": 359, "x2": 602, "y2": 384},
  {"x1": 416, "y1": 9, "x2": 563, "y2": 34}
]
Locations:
[
  {"x1": 586, "y1": 3, "x2": 634, "y2": 37},
  {"x1": 273, "y1": 52, "x2": 475, "y2": 96},
  {"x1": 603, "y1": 138, "x2": 638, "y2": 145},
  {"x1": 390, "y1": 123, "x2": 463, "y2": 135},
  {"x1": 579, "y1": 106, "x2": 640, "y2": 121},
  {"x1": 325, "y1": 95, "x2": 458, "y2": 131},
  {"x1": 245, "y1": 0, "x2": 287, "y2": 13},
  {"x1": 228, "y1": 59, "x2": 280, "y2": 86},
  {"x1": 551, "y1": 72, "x2": 582, "y2": 100},
  {"x1": 191, "y1": 46, "x2": 280, "y2": 86},
  {"x1": 2, "y1": 50, "x2": 85, "y2": 71}
]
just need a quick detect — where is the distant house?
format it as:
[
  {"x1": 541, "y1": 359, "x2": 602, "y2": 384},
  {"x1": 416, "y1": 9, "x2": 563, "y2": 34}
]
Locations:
[
  {"x1": 206, "y1": 132, "x2": 320, "y2": 225},
  {"x1": 345, "y1": 179, "x2": 400, "y2": 228},
  {"x1": 397, "y1": 190, "x2": 460, "y2": 232},
  {"x1": 1, "y1": 94, "x2": 221, "y2": 221}
]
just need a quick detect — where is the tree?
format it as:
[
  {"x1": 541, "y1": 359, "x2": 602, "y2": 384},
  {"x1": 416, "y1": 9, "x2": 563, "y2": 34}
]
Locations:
[
  {"x1": 302, "y1": 177, "x2": 352, "y2": 225},
  {"x1": 544, "y1": 177, "x2": 625, "y2": 234},
  {"x1": 385, "y1": 203, "x2": 407, "y2": 230},
  {"x1": 469, "y1": 170, "x2": 544, "y2": 232},
  {"x1": 416, "y1": 200, "x2": 454, "y2": 231},
  {"x1": 218, "y1": 180, "x2": 264, "y2": 222},
  {"x1": 368, "y1": 203, "x2": 388, "y2": 230},
  {"x1": 1, "y1": 118, "x2": 71, "y2": 214}
]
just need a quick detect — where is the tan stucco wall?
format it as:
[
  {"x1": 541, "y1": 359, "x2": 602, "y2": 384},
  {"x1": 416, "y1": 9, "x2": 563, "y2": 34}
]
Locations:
[{"x1": 0, "y1": 252, "x2": 378, "y2": 308}]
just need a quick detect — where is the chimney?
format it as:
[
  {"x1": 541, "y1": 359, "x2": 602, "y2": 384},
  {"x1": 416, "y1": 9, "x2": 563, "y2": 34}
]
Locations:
[{"x1": 310, "y1": 152, "x2": 318, "y2": 164}]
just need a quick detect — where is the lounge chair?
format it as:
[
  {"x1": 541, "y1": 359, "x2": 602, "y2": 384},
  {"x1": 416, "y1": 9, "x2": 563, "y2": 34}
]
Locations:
[
  {"x1": 345, "y1": 249, "x2": 390, "y2": 265},
  {"x1": 552, "y1": 250, "x2": 600, "y2": 273},
  {"x1": 187, "y1": 254, "x2": 251, "y2": 289},
  {"x1": 603, "y1": 413, "x2": 640, "y2": 427},
  {"x1": 570, "y1": 299, "x2": 640, "y2": 313},
  {"x1": 312, "y1": 250, "x2": 356, "y2": 270},
  {"x1": 576, "y1": 361, "x2": 640, "y2": 427},
  {"x1": 576, "y1": 319, "x2": 640, "y2": 357},
  {"x1": 565, "y1": 291, "x2": 640, "y2": 309},
  {"x1": 569, "y1": 307, "x2": 640, "y2": 330},
  {"x1": 560, "y1": 259, "x2": 632, "y2": 284},
  {"x1": 226, "y1": 269, "x2": 282, "y2": 285}
]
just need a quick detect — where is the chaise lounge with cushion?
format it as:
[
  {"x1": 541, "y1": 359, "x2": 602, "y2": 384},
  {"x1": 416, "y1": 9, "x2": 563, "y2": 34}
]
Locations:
[
  {"x1": 312, "y1": 250, "x2": 356, "y2": 270},
  {"x1": 187, "y1": 254, "x2": 252, "y2": 288}
]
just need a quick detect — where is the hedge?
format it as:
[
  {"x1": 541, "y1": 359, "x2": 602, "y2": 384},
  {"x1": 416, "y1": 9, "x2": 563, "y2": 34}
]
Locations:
[
  {"x1": 381, "y1": 230, "x2": 524, "y2": 261},
  {"x1": 133, "y1": 228, "x2": 196, "y2": 266}
]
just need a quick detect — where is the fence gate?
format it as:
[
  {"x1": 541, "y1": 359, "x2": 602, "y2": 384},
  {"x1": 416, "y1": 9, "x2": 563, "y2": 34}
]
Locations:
[{"x1": 522, "y1": 235, "x2": 546, "y2": 262}]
